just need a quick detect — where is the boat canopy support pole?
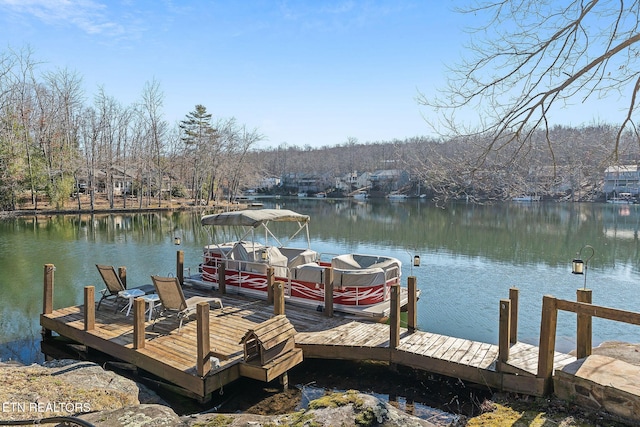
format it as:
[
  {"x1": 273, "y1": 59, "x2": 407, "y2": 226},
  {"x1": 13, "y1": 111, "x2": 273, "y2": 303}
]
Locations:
[
  {"x1": 210, "y1": 226, "x2": 256, "y2": 262},
  {"x1": 279, "y1": 221, "x2": 311, "y2": 249},
  {"x1": 262, "y1": 223, "x2": 284, "y2": 247}
]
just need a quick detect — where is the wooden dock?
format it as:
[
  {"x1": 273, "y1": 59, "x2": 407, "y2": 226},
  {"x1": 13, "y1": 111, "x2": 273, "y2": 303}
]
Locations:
[
  {"x1": 39, "y1": 262, "x2": 585, "y2": 401},
  {"x1": 296, "y1": 322, "x2": 575, "y2": 395},
  {"x1": 41, "y1": 289, "x2": 305, "y2": 400}
]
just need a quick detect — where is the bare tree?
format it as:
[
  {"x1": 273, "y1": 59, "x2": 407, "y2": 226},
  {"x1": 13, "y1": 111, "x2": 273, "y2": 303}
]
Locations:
[
  {"x1": 420, "y1": 0, "x2": 640, "y2": 165},
  {"x1": 139, "y1": 79, "x2": 167, "y2": 207},
  {"x1": 225, "y1": 122, "x2": 264, "y2": 200},
  {"x1": 78, "y1": 106, "x2": 99, "y2": 211},
  {"x1": 9, "y1": 47, "x2": 43, "y2": 207},
  {"x1": 43, "y1": 68, "x2": 84, "y2": 209}
]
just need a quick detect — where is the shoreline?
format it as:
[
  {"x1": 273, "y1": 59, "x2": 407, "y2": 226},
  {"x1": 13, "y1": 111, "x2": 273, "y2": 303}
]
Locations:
[{"x1": 0, "y1": 196, "x2": 239, "y2": 219}]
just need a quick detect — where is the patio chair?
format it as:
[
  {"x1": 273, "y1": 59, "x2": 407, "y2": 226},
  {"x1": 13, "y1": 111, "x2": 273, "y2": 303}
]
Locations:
[
  {"x1": 150, "y1": 275, "x2": 223, "y2": 332},
  {"x1": 95, "y1": 264, "x2": 155, "y2": 311}
]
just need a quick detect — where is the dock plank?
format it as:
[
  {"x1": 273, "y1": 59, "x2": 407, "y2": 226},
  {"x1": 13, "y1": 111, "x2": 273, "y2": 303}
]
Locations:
[
  {"x1": 420, "y1": 335, "x2": 450, "y2": 357},
  {"x1": 456, "y1": 340, "x2": 484, "y2": 366}
]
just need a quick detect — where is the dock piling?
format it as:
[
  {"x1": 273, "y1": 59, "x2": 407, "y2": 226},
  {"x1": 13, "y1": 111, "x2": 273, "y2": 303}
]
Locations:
[
  {"x1": 274, "y1": 281, "x2": 285, "y2": 315},
  {"x1": 133, "y1": 297, "x2": 145, "y2": 349},
  {"x1": 118, "y1": 266, "x2": 127, "y2": 288},
  {"x1": 177, "y1": 250, "x2": 184, "y2": 286},
  {"x1": 43, "y1": 264, "x2": 54, "y2": 315},
  {"x1": 42, "y1": 264, "x2": 55, "y2": 338},
  {"x1": 196, "y1": 302, "x2": 211, "y2": 377},
  {"x1": 509, "y1": 287, "x2": 519, "y2": 344},
  {"x1": 390, "y1": 284, "x2": 400, "y2": 349},
  {"x1": 498, "y1": 299, "x2": 511, "y2": 365},
  {"x1": 324, "y1": 267, "x2": 334, "y2": 317},
  {"x1": 267, "y1": 267, "x2": 274, "y2": 304},
  {"x1": 536, "y1": 295, "x2": 558, "y2": 394},
  {"x1": 407, "y1": 276, "x2": 417, "y2": 332},
  {"x1": 218, "y1": 262, "x2": 226, "y2": 294},
  {"x1": 576, "y1": 289, "x2": 592, "y2": 359},
  {"x1": 84, "y1": 286, "x2": 95, "y2": 331}
]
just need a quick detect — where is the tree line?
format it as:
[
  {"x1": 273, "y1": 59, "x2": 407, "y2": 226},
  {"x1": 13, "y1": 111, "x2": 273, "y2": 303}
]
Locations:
[
  {"x1": 250, "y1": 125, "x2": 637, "y2": 202},
  {"x1": 1, "y1": 46, "x2": 636, "y2": 212},
  {"x1": 0, "y1": 47, "x2": 262, "y2": 211}
]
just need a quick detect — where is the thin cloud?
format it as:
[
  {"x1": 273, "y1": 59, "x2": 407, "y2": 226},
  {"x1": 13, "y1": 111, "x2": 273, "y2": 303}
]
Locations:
[
  {"x1": 276, "y1": 1, "x2": 399, "y2": 32},
  {"x1": 0, "y1": 0, "x2": 126, "y2": 37}
]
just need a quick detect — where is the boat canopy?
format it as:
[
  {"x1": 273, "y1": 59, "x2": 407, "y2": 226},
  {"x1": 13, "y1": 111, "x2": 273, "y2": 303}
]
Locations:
[{"x1": 201, "y1": 209, "x2": 310, "y2": 228}]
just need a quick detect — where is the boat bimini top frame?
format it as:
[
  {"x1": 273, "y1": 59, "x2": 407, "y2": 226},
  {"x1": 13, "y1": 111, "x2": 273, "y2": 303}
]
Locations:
[{"x1": 200, "y1": 209, "x2": 312, "y2": 261}]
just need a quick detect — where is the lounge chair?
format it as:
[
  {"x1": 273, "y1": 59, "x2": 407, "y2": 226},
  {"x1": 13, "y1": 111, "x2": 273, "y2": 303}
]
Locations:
[
  {"x1": 95, "y1": 264, "x2": 155, "y2": 311},
  {"x1": 150, "y1": 275, "x2": 223, "y2": 332}
]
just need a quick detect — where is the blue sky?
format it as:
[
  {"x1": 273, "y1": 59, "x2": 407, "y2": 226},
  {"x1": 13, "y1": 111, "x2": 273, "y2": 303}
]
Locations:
[{"x1": 0, "y1": 1, "x2": 624, "y2": 149}]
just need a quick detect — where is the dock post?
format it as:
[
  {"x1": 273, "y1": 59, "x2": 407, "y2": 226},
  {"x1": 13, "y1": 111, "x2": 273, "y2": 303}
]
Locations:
[
  {"x1": 42, "y1": 264, "x2": 55, "y2": 338},
  {"x1": 509, "y1": 287, "x2": 519, "y2": 344},
  {"x1": 84, "y1": 286, "x2": 95, "y2": 331},
  {"x1": 407, "y1": 276, "x2": 417, "y2": 333},
  {"x1": 324, "y1": 267, "x2": 334, "y2": 318},
  {"x1": 498, "y1": 299, "x2": 511, "y2": 366},
  {"x1": 118, "y1": 266, "x2": 127, "y2": 288},
  {"x1": 133, "y1": 297, "x2": 145, "y2": 349},
  {"x1": 218, "y1": 262, "x2": 226, "y2": 294},
  {"x1": 279, "y1": 372, "x2": 289, "y2": 391},
  {"x1": 390, "y1": 284, "x2": 400, "y2": 349},
  {"x1": 196, "y1": 302, "x2": 211, "y2": 377},
  {"x1": 267, "y1": 267, "x2": 274, "y2": 304},
  {"x1": 274, "y1": 281, "x2": 285, "y2": 315},
  {"x1": 536, "y1": 295, "x2": 558, "y2": 394},
  {"x1": 177, "y1": 250, "x2": 184, "y2": 286},
  {"x1": 576, "y1": 289, "x2": 593, "y2": 359}
]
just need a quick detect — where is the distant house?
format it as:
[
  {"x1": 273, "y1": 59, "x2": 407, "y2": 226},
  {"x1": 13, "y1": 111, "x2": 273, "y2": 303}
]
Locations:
[
  {"x1": 281, "y1": 172, "x2": 332, "y2": 193},
  {"x1": 524, "y1": 165, "x2": 575, "y2": 196},
  {"x1": 258, "y1": 176, "x2": 281, "y2": 189},
  {"x1": 603, "y1": 165, "x2": 640, "y2": 195},
  {"x1": 335, "y1": 171, "x2": 359, "y2": 191},
  {"x1": 355, "y1": 172, "x2": 373, "y2": 190},
  {"x1": 370, "y1": 169, "x2": 410, "y2": 192},
  {"x1": 76, "y1": 166, "x2": 175, "y2": 196},
  {"x1": 75, "y1": 166, "x2": 134, "y2": 196}
]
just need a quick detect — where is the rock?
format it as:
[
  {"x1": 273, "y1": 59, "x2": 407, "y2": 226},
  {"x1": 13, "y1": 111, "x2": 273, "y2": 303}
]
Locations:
[
  {"x1": 184, "y1": 391, "x2": 459, "y2": 427},
  {"x1": 0, "y1": 359, "x2": 169, "y2": 423},
  {"x1": 43, "y1": 359, "x2": 143, "y2": 400},
  {"x1": 78, "y1": 404, "x2": 181, "y2": 427},
  {"x1": 0, "y1": 361, "x2": 454, "y2": 426}
]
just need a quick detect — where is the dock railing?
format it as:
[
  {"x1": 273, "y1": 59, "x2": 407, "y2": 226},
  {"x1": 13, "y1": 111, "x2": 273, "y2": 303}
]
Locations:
[
  {"x1": 496, "y1": 284, "x2": 640, "y2": 395},
  {"x1": 537, "y1": 293, "x2": 640, "y2": 392},
  {"x1": 498, "y1": 287, "x2": 520, "y2": 367}
]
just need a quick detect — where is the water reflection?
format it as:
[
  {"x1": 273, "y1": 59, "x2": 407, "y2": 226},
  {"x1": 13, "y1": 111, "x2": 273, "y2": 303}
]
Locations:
[{"x1": 1, "y1": 200, "x2": 640, "y2": 365}]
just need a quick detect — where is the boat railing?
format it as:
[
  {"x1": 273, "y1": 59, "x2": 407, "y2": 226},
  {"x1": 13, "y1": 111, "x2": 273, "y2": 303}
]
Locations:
[
  {"x1": 384, "y1": 265, "x2": 401, "y2": 300},
  {"x1": 318, "y1": 252, "x2": 340, "y2": 264},
  {"x1": 204, "y1": 253, "x2": 402, "y2": 304},
  {"x1": 205, "y1": 256, "x2": 293, "y2": 296}
]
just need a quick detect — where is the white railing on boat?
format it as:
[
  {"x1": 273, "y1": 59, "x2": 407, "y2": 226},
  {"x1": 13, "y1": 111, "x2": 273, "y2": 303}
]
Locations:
[{"x1": 199, "y1": 256, "x2": 401, "y2": 308}]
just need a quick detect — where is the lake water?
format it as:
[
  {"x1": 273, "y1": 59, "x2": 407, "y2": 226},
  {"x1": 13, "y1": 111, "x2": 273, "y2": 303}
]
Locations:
[{"x1": 2, "y1": 198, "x2": 640, "y2": 364}]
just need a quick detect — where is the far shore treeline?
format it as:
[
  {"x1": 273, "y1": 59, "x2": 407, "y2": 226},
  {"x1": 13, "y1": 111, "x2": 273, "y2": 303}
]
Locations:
[{"x1": 0, "y1": 47, "x2": 636, "y2": 212}]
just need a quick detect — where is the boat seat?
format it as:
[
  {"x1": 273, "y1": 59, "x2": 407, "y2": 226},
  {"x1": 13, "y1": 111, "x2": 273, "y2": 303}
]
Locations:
[
  {"x1": 333, "y1": 267, "x2": 385, "y2": 287},
  {"x1": 292, "y1": 262, "x2": 325, "y2": 283},
  {"x1": 280, "y1": 247, "x2": 320, "y2": 269},
  {"x1": 332, "y1": 253, "x2": 401, "y2": 271}
]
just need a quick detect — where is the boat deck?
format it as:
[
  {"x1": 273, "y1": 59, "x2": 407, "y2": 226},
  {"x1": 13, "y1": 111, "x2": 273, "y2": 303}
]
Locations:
[{"x1": 41, "y1": 284, "x2": 575, "y2": 399}]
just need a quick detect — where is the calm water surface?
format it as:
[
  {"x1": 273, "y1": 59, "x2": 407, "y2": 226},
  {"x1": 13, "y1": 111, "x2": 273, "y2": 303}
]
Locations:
[{"x1": 2, "y1": 199, "x2": 640, "y2": 364}]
